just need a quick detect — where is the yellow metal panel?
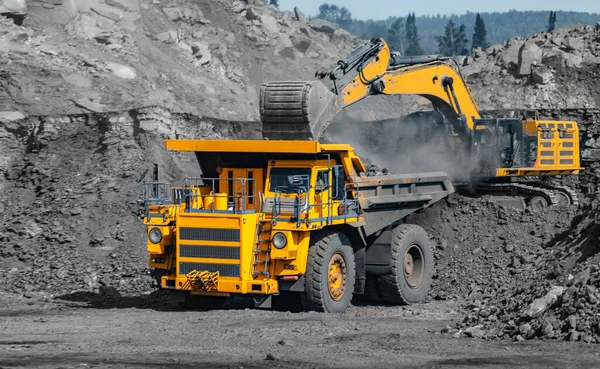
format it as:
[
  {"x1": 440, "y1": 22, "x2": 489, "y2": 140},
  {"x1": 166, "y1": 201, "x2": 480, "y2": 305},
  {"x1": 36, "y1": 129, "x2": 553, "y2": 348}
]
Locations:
[
  {"x1": 273, "y1": 231, "x2": 311, "y2": 275},
  {"x1": 380, "y1": 63, "x2": 481, "y2": 130},
  {"x1": 240, "y1": 213, "x2": 258, "y2": 286},
  {"x1": 165, "y1": 139, "x2": 355, "y2": 154},
  {"x1": 178, "y1": 213, "x2": 241, "y2": 228}
]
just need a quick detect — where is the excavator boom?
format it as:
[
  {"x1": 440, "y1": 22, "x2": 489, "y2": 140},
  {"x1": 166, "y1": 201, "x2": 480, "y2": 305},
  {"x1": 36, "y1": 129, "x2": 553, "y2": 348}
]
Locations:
[{"x1": 260, "y1": 38, "x2": 480, "y2": 140}]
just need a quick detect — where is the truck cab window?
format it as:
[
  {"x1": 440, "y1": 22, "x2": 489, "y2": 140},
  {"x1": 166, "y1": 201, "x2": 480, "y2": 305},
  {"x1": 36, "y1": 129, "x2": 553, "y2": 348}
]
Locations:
[{"x1": 269, "y1": 168, "x2": 311, "y2": 193}]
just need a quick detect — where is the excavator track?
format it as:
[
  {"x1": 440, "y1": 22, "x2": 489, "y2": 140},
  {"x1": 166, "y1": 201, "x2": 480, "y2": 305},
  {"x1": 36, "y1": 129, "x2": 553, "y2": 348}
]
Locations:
[
  {"x1": 259, "y1": 81, "x2": 342, "y2": 140},
  {"x1": 459, "y1": 182, "x2": 558, "y2": 211},
  {"x1": 538, "y1": 184, "x2": 579, "y2": 207}
]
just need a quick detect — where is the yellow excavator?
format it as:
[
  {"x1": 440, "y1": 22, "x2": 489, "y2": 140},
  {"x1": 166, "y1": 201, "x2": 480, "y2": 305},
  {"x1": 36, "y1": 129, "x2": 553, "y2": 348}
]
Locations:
[{"x1": 260, "y1": 38, "x2": 582, "y2": 210}]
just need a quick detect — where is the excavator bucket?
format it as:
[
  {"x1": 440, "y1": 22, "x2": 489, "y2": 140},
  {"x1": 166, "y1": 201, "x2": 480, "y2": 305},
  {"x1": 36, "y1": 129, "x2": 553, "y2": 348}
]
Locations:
[{"x1": 259, "y1": 80, "x2": 343, "y2": 140}]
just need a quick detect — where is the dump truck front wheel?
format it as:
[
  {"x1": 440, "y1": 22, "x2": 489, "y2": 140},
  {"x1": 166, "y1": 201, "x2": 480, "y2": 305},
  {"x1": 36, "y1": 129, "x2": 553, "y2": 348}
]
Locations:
[
  {"x1": 302, "y1": 231, "x2": 355, "y2": 313},
  {"x1": 378, "y1": 224, "x2": 433, "y2": 304}
]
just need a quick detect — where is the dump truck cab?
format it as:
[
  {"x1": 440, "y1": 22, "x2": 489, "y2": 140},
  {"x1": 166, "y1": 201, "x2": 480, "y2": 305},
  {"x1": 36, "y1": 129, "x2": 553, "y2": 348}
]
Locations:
[{"x1": 141, "y1": 140, "x2": 454, "y2": 312}]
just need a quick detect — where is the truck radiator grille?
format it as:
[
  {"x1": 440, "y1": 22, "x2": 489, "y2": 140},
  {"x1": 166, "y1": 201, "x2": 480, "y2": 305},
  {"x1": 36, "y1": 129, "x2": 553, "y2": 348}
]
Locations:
[
  {"x1": 179, "y1": 245, "x2": 240, "y2": 259},
  {"x1": 179, "y1": 228, "x2": 240, "y2": 242},
  {"x1": 179, "y1": 262, "x2": 240, "y2": 277}
]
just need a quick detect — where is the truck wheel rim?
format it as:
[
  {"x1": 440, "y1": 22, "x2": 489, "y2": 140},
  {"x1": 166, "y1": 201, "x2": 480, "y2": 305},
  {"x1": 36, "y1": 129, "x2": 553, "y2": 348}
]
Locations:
[
  {"x1": 404, "y1": 244, "x2": 424, "y2": 288},
  {"x1": 328, "y1": 252, "x2": 346, "y2": 301}
]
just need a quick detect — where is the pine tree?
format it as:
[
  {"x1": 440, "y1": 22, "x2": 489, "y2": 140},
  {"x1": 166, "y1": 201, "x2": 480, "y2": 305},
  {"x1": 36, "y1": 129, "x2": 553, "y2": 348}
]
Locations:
[
  {"x1": 547, "y1": 11, "x2": 557, "y2": 32},
  {"x1": 387, "y1": 17, "x2": 404, "y2": 53},
  {"x1": 436, "y1": 19, "x2": 469, "y2": 56},
  {"x1": 317, "y1": 3, "x2": 352, "y2": 27},
  {"x1": 405, "y1": 12, "x2": 424, "y2": 56},
  {"x1": 269, "y1": 0, "x2": 279, "y2": 8},
  {"x1": 471, "y1": 13, "x2": 489, "y2": 50}
]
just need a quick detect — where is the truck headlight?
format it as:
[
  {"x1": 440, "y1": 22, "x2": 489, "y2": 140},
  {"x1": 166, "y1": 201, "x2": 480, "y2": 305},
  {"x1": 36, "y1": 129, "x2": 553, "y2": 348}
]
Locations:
[
  {"x1": 272, "y1": 232, "x2": 287, "y2": 249},
  {"x1": 149, "y1": 228, "x2": 162, "y2": 244}
]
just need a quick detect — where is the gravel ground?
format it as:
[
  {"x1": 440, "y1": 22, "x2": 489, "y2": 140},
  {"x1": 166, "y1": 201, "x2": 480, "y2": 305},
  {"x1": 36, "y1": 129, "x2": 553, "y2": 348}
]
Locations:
[{"x1": 1, "y1": 293, "x2": 600, "y2": 369}]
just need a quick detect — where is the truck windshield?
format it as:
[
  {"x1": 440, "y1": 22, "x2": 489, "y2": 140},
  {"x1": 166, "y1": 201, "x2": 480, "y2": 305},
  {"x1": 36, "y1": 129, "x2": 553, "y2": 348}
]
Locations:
[{"x1": 269, "y1": 168, "x2": 311, "y2": 193}]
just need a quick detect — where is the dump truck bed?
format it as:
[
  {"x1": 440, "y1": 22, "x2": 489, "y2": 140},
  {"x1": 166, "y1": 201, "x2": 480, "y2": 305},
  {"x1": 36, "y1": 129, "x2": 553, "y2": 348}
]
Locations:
[{"x1": 352, "y1": 172, "x2": 453, "y2": 236}]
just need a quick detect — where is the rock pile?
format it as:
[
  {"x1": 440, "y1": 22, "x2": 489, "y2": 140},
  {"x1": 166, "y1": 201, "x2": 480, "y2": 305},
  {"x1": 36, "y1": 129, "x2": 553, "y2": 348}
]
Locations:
[
  {"x1": 463, "y1": 24, "x2": 600, "y2": 111},
  {"x1": 415, "y1": 193, "x2": 600, "y2": 343},
  {"x1": 0, "y1": 109, "x2": 260, "y2": 297},
  {"x1": 0, "y1": 0, "x2": 359, "y2": 120}
]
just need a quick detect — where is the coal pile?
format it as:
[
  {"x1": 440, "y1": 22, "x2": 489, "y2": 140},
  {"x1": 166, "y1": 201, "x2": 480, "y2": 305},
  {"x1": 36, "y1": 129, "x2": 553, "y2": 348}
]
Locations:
[{"x1": 410, "y1": 193, "x2": 600, "y2": 343}]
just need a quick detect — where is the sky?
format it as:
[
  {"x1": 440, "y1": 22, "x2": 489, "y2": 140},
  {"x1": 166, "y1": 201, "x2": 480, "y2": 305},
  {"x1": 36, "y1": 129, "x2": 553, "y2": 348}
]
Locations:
[{"x1": 278, "y1": 0, "x2": 599, "y2": 20}]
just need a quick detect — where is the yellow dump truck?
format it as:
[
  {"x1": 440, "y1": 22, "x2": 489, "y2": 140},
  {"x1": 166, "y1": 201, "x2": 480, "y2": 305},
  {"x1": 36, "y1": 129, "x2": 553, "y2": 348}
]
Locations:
[{"x1": 142, "y1": 139, "x2": 453, "y2": 313}]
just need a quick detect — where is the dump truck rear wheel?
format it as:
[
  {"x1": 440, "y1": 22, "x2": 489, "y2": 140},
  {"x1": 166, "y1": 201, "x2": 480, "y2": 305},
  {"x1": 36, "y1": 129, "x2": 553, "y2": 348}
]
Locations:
[
  {"x1": 301, "y1": 231, "x2": 355, "y2": 313},
  {"x1": 378, "y1": 224, "x2": 433, "y2": 305}
]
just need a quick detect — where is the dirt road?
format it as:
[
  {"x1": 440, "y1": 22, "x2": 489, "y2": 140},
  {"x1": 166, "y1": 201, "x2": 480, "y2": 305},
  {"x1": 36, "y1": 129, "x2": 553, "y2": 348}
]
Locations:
[{"x1": 1, "y1": 293, "x2": 599, "y2": 369}]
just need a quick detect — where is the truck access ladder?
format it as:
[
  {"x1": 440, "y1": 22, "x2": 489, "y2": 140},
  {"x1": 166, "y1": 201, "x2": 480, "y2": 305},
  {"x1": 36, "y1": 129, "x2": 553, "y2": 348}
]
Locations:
[{"x1": 252, "y1": 192, "x2": 271, "y2": 278}]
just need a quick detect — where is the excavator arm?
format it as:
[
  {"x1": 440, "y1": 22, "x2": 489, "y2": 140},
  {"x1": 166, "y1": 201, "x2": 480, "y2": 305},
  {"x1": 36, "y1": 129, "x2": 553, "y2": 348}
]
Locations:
[{"x1": 260, "y1": 38, "x2": 481, "y2": 140}]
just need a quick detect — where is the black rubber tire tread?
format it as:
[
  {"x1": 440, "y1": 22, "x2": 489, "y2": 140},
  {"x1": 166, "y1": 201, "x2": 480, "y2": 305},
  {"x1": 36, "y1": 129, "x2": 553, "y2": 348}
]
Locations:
[
  {"x1": 301, "y1": 230, "x2": 355, "y2": 313},
  {"x1": 378, "y1": 224, "x2": 433, "y2": 305}
]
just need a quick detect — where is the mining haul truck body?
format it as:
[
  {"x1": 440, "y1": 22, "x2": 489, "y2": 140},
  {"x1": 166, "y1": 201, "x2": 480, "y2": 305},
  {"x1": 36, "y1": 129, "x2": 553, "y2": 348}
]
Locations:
[{"x1": 142, "y1": 139, "x2": 453, "y2": 313}]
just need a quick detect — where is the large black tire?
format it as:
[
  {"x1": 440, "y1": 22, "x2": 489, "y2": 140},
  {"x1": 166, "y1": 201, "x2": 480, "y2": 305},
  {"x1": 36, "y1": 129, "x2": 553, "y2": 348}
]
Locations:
[
  {"x1": 301, "y1": 231, "x2": 355, "y2": 313},
  {"x1": 378, "y1": 224, "x2": 433, "y2": 305}
]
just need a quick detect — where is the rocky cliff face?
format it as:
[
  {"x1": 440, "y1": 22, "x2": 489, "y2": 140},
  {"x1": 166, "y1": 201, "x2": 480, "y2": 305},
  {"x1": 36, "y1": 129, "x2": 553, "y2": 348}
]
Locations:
[{"x1": 0, "y1": 0, "x2": 360, "y2": 120}]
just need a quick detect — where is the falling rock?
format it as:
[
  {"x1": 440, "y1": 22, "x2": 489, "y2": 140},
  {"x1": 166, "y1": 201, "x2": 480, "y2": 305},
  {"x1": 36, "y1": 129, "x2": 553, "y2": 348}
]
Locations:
[
  {"x1": 525, "y1": 286, "x2": 565, "y2": 318},
  {"x1": 105, "y1": 62, "x2": 136, "y2": 79},
  {"x1": 517, "y1": 41, "x2": 543, "y2": 76},
  {"x1": 294, "y1": 6, "x2": 306, "y2": 23}
]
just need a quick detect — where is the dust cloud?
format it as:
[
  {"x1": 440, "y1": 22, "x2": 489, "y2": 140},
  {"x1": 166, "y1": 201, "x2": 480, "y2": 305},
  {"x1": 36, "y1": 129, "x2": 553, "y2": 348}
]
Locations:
[{"x1": 325, "y1": 110, "x2": 471, "y2": 181}]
